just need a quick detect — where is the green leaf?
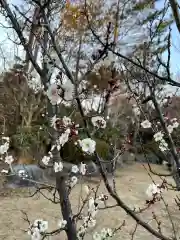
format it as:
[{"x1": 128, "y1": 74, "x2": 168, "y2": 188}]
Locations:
[
  {"x1": 157, "y1": 20, "x2": 173, "y2": 33},
  {"x1": 133, "y1": 0, "x2": 153, "y2": 11}
]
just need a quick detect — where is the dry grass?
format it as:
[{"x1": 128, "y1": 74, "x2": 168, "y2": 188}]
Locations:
[{"x1": 0, "y1": 163, "x2": 180, "y2": 240}]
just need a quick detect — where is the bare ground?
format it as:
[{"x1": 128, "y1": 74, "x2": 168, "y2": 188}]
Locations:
[{"x1": 0, "y1": 163, "x2": 180, "y2": 240}]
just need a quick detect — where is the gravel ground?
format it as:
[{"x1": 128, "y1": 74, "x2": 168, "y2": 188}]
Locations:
[{"x1": 0, "y1": 163, "x2": 179, "y2": 240}]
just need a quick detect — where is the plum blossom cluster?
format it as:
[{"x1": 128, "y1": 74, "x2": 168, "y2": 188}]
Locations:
[
  {"x1": 155, "y1": 117, "x2": 179, "y2": 151},
  {"x1": 141, "y1": 117, "x2": 180, "y2": 152},
  {"x1": 0, "y1": 137, "x2": 15, "y2": 173},
  {"x1": 140, "y1": 120, "x2": 168, "y2": 151},
  {"x1": 47, "y1": 83, "x2": 61, "y2": 105},
  {"x1": 27, "y1": 218, "x2": 67, "y2": 240},
  {"x1": 46, "y1": 81, "x2": 75, "y2": 105},
  {"x1": 41, "y1": 115, "x2": 79, "y2": 169},
  {"x1": 93, "y1": 228, "x2": 113, "y2": 240},
  {"x1": 0, "y1": 138, "x2": 32, "y2": 180},
  {"x1": 71, "y1": 162, "x2": 86, "y2": 175},
  {"x1": 145, "y1": 181, "x2": 166, "y2": 204},
  {"x1": 91, "y1": 116, "x2": 106, "y2": 129},
  {"x1": 27, "y1": 219, "x2": 48, "y2": 240},
  {"x1": 58, "y1": 219, "x2": 67, "y2": 229},
  {"x1": 166, "y1": 118, "x2": 179, "y2": 134},
  {"x1": 51, "y1": 115, "x2": 78, "y2": 134},
  {"x1": 64, "y1": 163, "x2": 86, "y2": 188},
  {"x1": 132, "y1": 104, "x2": 141, "y2": 116},
  {"x1": 42, "y1": 114, "x2": 97, "y2": 174},
  {"x1": 77, "y1": 194, "x2": 109, "y2": 239},
  {"x1": 153, "y1": 132, "x2": 168, "y2": 152},
  {"x1": 51, "y1": 115, "x2": 97, "y2": 156},
  {"x1": 0, "y1": 136, "x2": 10, "y2": 155}
]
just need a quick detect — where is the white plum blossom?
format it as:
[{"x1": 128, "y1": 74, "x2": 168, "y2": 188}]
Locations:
[
  {"x1": 171, "y1": 117, "x2": 177, "y2": 122},
  {"x1": 88, "y1": 218, "x2": 96, "y2": 228},
  {"x1": 70, "y1": 176, "x2": 78, "y2": 187},
  {"x1": 29, "y1": 228, "x2": 41, "y2": 240},
  {"x1": 61, "y1": 80, "x2": 75, "y2": 101},
  {"x1": 91, "y1": 208, "x2": 98, "y2": 219},
  {"x1": 146, "y1": 183, "x2": 161, "y2": 199},
  {"x1": 62, "y1": 116, "x2": 72, "y2": 126},
  {"x1": 78, "y1": 138, "x2": 96, "y2": 155},
  {"x1": 132, "y1": 105, "x2": 141, "y2": 116},
  {"x1": 101, "y1": 228, "x2": 113, "y2": 238},
  {"x1": 88, "y1": 197, "x2": 98, "y2": 218},
  {"x1": 83, "y1": 216, "x2": 96, "y2": 228},
  {"x1": 47, "y1": 84, "x2": 61, "y2": 105},
  {"x1": 5, "y1": 155, "x2": 14, "y2": 164},
  {"x1": 153, "y1": 132, "x2": 168, "y2": 151},
  {"x1": 77, "y1": 225, "x2": 86, "y2": 239},
  {"x1": 50, "y1": 115, "x2": 60, "y2": 129},
  {"x1": 54, "y1": 161, "x2": 63, "y2": 172},
  {"x1": 93, "y1": 228, "x2": 113, "y2": 240},
  {"x1": 71, "y1": 165, "x2": 79, "y2": 173},
  {"x1": 172, "y1": 121, "x2": 179, "y2": 129},
  {"x1": 41, "y1": 156, "x2": 50, "y2": 165},
  {"x1": 159, "y1": 139, "x2": 168, "y2": 152},
  {"x1": 33, "y1": 219, "x2": 43, "y2": 227},
  {"x1": 141, "y1": 120, "x2": 152, "y2": 128},
  {"x1": 93, "y1": 232, "x2": 101, "y2": 240},
  {"x1": 49, "y1": 145, "x2": 55, "y2": 154},
  {"x1": 83, "y1": 185, "x2": 90, "y2": 194},
  {"x1": 167, "y1": 125, "x2": 174, "y2": 134},
  {"x1": 0, "y1": 142, "x2": 9, "y2": 155},
  {"x1": 58, "y1": 219, "x2": 67, "y2": 229},
  {"x1": 34, "y1": 220, "x2": 48, "y2": 233},
  {"x1": 167, "y1": 120, "x2": 179, "y2": 134},
  {"x1": 1, "y1": 169, "x2": 8, "y2": 174},
  {"x1": 88, "y1": 197, "x2": 95, "y2": 211},
  {"x1": 2, "y1": 136, "x2": 9, "y2": 141},
  {"x1": 154, "y1": 132, "x2": 164, "y2": 142},
  {"x1": 28, "y1": 219, "x2": 48, "y2": 240},
  {"x1": 79, "y1": 162, "x2": 86, "y2": 175},
  {"x1": 91, "y1": 116, "x2": 106, "y2": 129},
  {"x1": 57, "y1": 128, "x2": 71, "y2": 149},
  {"x1": 168, "y1": 118, "x2": 179, "y2": 129}
]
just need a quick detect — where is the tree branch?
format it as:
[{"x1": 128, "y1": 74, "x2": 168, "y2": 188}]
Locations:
[
  {"x1": 169, "y1": 0, "x2": 180, "y2": 34},
  {"x1": 0, "y1": 0, "x2": 43, "y2": 78}
]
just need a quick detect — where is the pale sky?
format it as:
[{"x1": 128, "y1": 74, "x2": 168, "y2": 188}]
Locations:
[
  {"x1": 0, "y1": 0, "x2": 180, "y2": 76},
  {"x1": 156, "y1": 0, "x2": 180, "y2": 76}
]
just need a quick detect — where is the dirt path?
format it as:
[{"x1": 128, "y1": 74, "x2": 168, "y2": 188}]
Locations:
[{"x1": 0, "y1": 163, "x2": 179, "y2": 240}]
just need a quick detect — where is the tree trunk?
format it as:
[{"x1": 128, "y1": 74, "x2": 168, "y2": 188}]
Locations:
[
  {"x1": 49, "y1": 104, "x2": 77, "y2": 239},
  {"x1": 169, "y1": 155, "x2": 180, "y2": 190},
  {"x1": 169, "y1": 0, "x2": 180, "y2": 34},
  {"x1": 56, "y1": 174, "x2": 77, "y2": 240}
]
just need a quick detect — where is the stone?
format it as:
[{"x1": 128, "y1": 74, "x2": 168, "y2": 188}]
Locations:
[
  {"x1": 135, "y1": 153, "x2": 160, "y2": 164},
  {"x1": 5, "y1": 164, "x2": 46, "y2": 188},
  {"x1": 85, "y1": 161, "x2": 99, "y2": 176},
  {"x1": 100, "y1": 160, "x2": 113, "y2": 173},
  {"x1": 121, "y1": 152, "x2": 136, "y2": 164}
]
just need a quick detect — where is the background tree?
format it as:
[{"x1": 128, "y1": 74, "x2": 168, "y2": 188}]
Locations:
[{"x1": 0, "y1": 0, "x2": 180, "y2": 240}]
